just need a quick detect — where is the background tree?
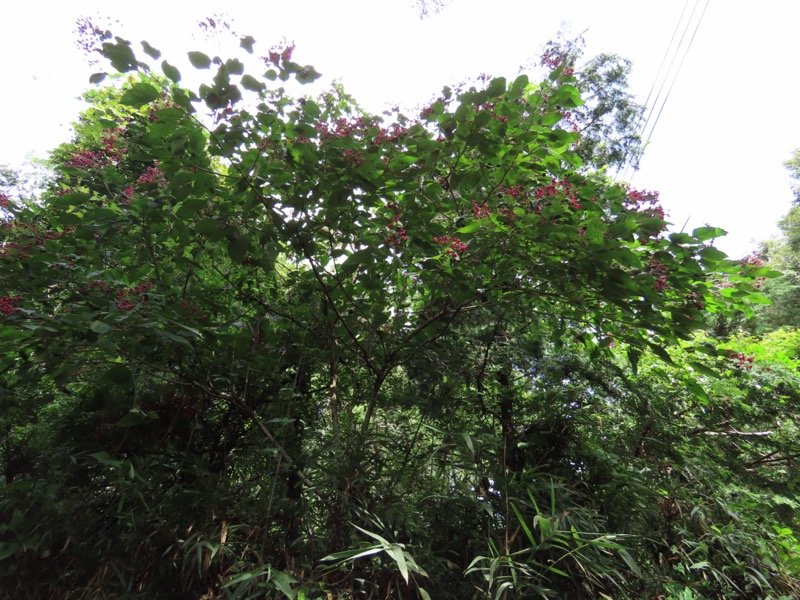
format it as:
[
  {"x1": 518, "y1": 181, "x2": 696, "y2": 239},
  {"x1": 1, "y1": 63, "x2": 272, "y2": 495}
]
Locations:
[{"x1": 539, "y1": 32, "x2": 646, "y2": 170}]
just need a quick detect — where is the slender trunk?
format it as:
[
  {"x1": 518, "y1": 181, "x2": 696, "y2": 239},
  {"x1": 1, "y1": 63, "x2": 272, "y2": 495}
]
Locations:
[{"x1": 329, "y1": 352, "x2": 340, "y2": 447}]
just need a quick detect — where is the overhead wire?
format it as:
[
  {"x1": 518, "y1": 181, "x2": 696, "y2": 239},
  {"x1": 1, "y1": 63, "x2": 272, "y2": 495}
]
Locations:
[
  {"x1": 615, "y1": 0, "x2": 694, "y2": 182},
  {"x1": 639, "y1": 0, "x2": 692, "y2": 132},
  {"x1": 639, "y1": 0, "x2": 710, "y2": 157},
  {"x1": 619, "y1": 0, "x2": 710, "y2": 182}
]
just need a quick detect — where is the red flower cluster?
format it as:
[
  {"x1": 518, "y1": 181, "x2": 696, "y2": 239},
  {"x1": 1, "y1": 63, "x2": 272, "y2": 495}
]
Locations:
[
  {"x1": 87, "y1": 280, "x2": 153, "y2": 312},
  {"x1": 740, "y1": 253, "x2": 764, "y2": 267},
  {"x1": 342, "y1": 149, "x2": 365, "y2": 165},
  {"x1": 264, "y1": 42, "x2": 295, "y2": 66},
  {"x1": 500, "y1": 185, "x2": 527, "y2": 200},
  {"x1": 626, "y1": 188, "x2": 665, "y2": 221},
  {"x1": 373, "y1": 124, "x2": 408, "y2": 145},
  {"x1": 65, "y1": 128, "x2": 127, "y2": 172},
  {"x1": 685, "y1": 291, "x2": 705, "y2": 311},
  {"x1": 738, "y1": 252, "x2": 766, "y2": 288},
  {"x1": 137, "y1": 166, "x2": 166, "y2": 186},
  {"x1": 0, "y1": 193, "x2": 10, "y2": 210},
  {"x1": 474, "y1": 102, "x2": 508, "y2": 125},
  {"x1": 725, "y1": 350, "x2": 755, "y2": 370},
  {"x1": 533, "y1": 178, "x2": 582, "y2": 210},
  {"x1": 472, "y1": 200, "x2": 491, "y2": 219},
  {"x1": 316, "y1": 117, "x2": 373, "y2": 140},
  {"x1": 65, "y1": 150, "x2": 106, "y2": 171},
  {"x1": 540, "y1": 52, "x2": 564, "y2": 70},
  {"x1": 647, "y1": 258, "x2": 669, "y2": 291},
  {"x1": 0, "y1": 295, "x2": 22, "y2": 315},
  {"x1": 315, "y1": 117, "x2": 407, "y2": 147},
  {"x1": 434, "y1": 235, "x2": 469, "y2": 258},
  {"x1": 0, "y1": 221, "x2": 68, "y2": 259},
  {"x1": 385, "y1": 202, "x2": 408, "y2": 248},
  {"x1": 180, "y1": 299, "x2": 207, "y2": 320},
  {"x1": 116, "y1": 282, "x2": 153, "y2": 311}
]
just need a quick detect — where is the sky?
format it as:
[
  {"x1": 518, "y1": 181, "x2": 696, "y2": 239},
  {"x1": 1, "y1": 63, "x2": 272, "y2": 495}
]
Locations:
[{"x1": 2, "y1": 1, "x2": 799, "y2": 258}]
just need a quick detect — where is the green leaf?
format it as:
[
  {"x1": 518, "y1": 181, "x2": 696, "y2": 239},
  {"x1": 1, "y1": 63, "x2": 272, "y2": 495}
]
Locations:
[
  {"x1": 226, "y1": 58, "x2": 244, "y2": 75},
  {"x1": 90, "y1": 321, "x2": 113, "y2": 334},
  {"x1": 240, "y1": 74, "x2": 265, "y2": 92},
  {"x1": 89, "y1": 72, "x2": 107, "y2": 84},
  {"x1": 171, "y1": 87, "x2": 194, "y2": 111},
  {"x1": 197, "y1": 218, "x2": 226, "y2": 241},
  {"x1": 101, "y1": 39, "x2": 138, "y2": 72},
  {"x1": 549, "y1": 84, "x2": 583, "y2": 108},
  {"x1": 296, "y1": 65, "x2": 321, "y2": 84},
  {"x1": 120, "y1": 83, "x2": 160, "y2": 107},
  {"x1": 668, "y1": 232, "x2": 694, "y2": 244},
  {"x1": 227, "y1": 236, "x2": 251, "y2": 263},
  {"x1": 511, "y1": 503, "x2": 537, "y2": 547},
  {"x1": 699, "y1": 246, "x2": 728, "y2": 263},
  {"x1": 240, "y1": 35, "x2": 256, "y2": 53},
  {"x1": 341, "y1": 248, "x2": 374, "y2": 273},
  {"x1": 618, "y1": 549, "x2": 642, "y2": 578},
  {"x1": 264, "y1": 69, "x2": 278, "y2": 81},
  {"x1": 0, "y1": 542, "x2": 18, "y2": 561},
  {"x1": 104, "y1": 364, "x2": 133, "y2": 385},
  {"x1": 116, "y1": 408, "x2": 151, "y2": 427},
  {"x1": 627, "y1": 348, "x2": 642, "y2": 374},
  {"x1": 386, "y1": 545, "x2": 409, "y2": 583},
  {"x1": 141, "y1": 40, "x2": 161, "y2": 59},
  {"x1": 689, "y1": 361, "x2": 719, "y2": 378},
  {"x1": 692, "y1": 226, "x2": 727, "y2": 241},
  {"x1": 486, "y1": 77, "x2": 506, "y2": 98},
  {"x1": 188, "y1": 51, "x2": 212, "y2": 69},
  {"x1": 353, "y1": 524, "x2": 391, "y2": 546},
  {"x1": 161, "y1": 60, "x2": 181, "y2": 83},
  {"x1": 685, "y1": 377, "x2": 710, "y2": 405},
  {"x1": 90, "y1": 451, "x2": 123, "y2": 467},
  {"x1": 462, "y1": 432, "x2": 475, "y2": 457},
  {"x1": 648, "y1": 343, "x2": 674, "y2": 365}
]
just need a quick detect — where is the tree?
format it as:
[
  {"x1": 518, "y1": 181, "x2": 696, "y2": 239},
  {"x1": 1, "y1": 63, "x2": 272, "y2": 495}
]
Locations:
[
  {"x1": 749, "y1": 151, "x2": 800, "y2": 332},
  {"x1": 785, "y1": 147, "x2": 800, "y2": 205},
  {"x1": 0, "y1": 27, "x2": 792, "y2": 599},
  {"x1": 539, "y1": 32, "x2": 646, "y2": 170}
]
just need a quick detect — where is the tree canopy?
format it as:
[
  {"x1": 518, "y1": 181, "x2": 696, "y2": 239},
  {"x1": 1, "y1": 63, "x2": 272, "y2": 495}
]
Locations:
[{"x1": 0, "y1": 26, "x2": 798, "y2": 600}]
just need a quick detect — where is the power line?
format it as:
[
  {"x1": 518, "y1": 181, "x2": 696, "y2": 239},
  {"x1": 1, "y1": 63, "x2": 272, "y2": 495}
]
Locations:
[
  {"x1": 638, "y1": 0, "x2": 710, "y2": 165},
  {"x1": 616, "y1": 1, "x2": 694, "y2": 182},
  {"x1": 620, "y1": 0, "x2": 710, "y2": 182},
  {"x1": 640, "y1": 0, "x2": 692, "y2": 127},
  {"x1": 637, "y1": 1, "x2": 702, "y2": 149}
]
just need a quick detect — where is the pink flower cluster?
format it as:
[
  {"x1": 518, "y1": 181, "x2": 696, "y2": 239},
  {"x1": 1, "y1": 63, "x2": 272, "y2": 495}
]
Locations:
[
  {"x1": 533, "y1": 178, "x2": 583, "y2": 210},
  {"x1": 265, "y1": 42, "x2": 295, "y2": 66},
  {"x1": 343, "y1": 149, "x2": 365, "y2": 165},
  {"x1": 0, "y1": 295, "x2": 22, "y2": 315},
  {"x1": 726, "y1": 350, "x2": 755, "y2": 370},
  {"x1": 472, "y1": 200, "x2": 491, "y2": 219},
  {"x1": 740, "y1": 253, "x2": 764, "y2": 267},
  {"x1": 180, "y1": 299, "x2": 207, "y2": 320},
  {"x1": 385, "y1": 202, "x2": 408, "y2": 248},
  {"x1": 65, "y1": 128, "x2": 127, "y2": 172},
  {"x1": 87, "y1": 280, "x2": 153, "y2": 312},
  {"x1": 314, "y1": 117, "x2": 407, "y2": 146},
  {"x1": 0, "y1": 221, "x2": 68, "y2": 259},
  {"x1": 647, "y1": 258, "x2": 669, "y2": 291},
  {"x1": 137, "y1": 166, "x2": 166, "y2": 186},
  {"x1": 434, "y1": 235, "x2": 469, "y2": 258}
]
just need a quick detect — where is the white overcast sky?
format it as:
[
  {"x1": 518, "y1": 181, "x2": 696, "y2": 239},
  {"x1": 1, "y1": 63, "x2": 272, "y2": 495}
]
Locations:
[{"x1": 3, "y1": 1, "x2": 799, "y2": 258}]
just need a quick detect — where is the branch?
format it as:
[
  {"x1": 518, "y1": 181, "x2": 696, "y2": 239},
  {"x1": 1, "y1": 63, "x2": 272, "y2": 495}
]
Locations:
[{"x1": 695, "y1": 429, "x2": 774, "y2": 437}]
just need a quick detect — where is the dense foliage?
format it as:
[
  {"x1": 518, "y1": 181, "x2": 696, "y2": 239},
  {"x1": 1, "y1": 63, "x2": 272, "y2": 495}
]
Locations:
[{"x1": 0, "y1": 26, "x2": 798, "y2": 599}]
